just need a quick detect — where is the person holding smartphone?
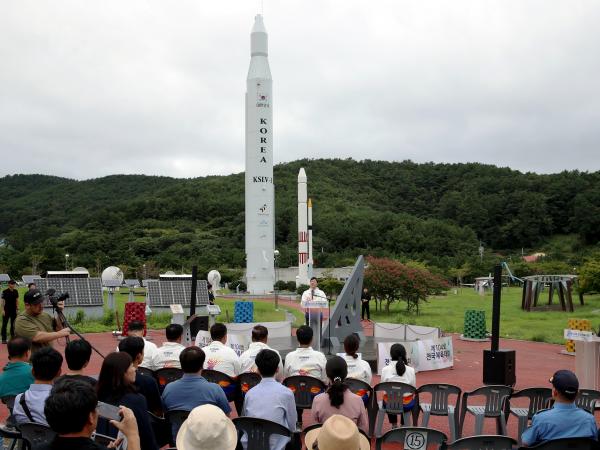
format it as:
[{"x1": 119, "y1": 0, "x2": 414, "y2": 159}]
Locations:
[{"x1": 41, "y1": 379, "x2": 140, "y2": 450}]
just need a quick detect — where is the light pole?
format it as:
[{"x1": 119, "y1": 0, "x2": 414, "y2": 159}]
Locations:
[
  {"x1": 65, "y1": 254, "x2": 70, "y2": 271},
  {"x1": 274, "y1": 249, "x2": 280, "y2": 311}
]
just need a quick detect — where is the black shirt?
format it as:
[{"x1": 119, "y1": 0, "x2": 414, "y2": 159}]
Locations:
[
  {"x1": 38, "y1": 436, "x2": 108, "y2": 450},
  {"x1": 1, "y1": 288, "x2": 19, "y2": 313},
  {"x1": 135, "y1": 371, "x2": 162, "y2": 416}
]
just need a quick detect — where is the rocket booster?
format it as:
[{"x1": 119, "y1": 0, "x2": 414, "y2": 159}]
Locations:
[
  {"x1": 245, "y1": 15, "x2": 275, "y2": 294},
  {"x1": 298, "y1": 168, "x2": 308, "y2": 285}
]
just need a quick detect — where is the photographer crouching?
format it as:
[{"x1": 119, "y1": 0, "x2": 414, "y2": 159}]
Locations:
[{"x1": 15, "y1": 289, "x2": 70, "y2": 353}]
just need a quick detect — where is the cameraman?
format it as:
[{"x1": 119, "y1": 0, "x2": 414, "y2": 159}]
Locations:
[{"x1": 15, "y1": 289, "x2": 69, "y2": 353}]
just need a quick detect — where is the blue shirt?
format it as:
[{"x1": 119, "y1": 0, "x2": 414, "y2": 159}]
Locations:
[
  {"x1": 0, "y1": 361, "x2": 34, "y2": 397},
  {"x1": 242, "y1": 377, "x2": 297, "y2": 450},
  {"x1": 522, "y1": 402, "x2": 598, "y2": 446},
  {"x1": 13, "y1": 384, "x2": 52, "y2": 426},
  {"x1": 162, "y1": 374, "x2": 231, "y2": 437}
]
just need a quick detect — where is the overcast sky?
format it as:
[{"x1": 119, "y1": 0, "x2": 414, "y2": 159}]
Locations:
[{"x1": 1, "y1": 1, "x2": 599, "y2": 180}]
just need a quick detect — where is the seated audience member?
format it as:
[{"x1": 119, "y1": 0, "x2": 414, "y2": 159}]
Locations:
[
  {"x1": 162, "y1": 347, "x2": 231, "y2": 439},
  {"x1": 201, "y1": 323, "x2": 241, "y2": 378},
  {"x1": 0, "y1": 337, "x2": 34, "y2": 397},
  {"x1": 241, "y1": 349, "x2": 296, "y2": 450},
  {"x1": 13, "y1": 347, "x2": 63, "y2": 425},
  {"x1": 40, "y1": 379, "x2": 141, "y2": 450},
  {"x1": 380, "y1": 343, "x2": 416, "y2": 427},
  {"x1": 56, "y1": 339, "x2": 97, "y2": 386},
  {"x1": 119, "y1": 321, "x2": 157, "y2": 370},
  {"x1": 239, "y1": 325, "x2": 283, "y2": 379},
  {"x1": 283, "y1": 325, "x2": 327, "y2": 382},
  {"x1": 341, "y1": 333, "x2": 372, "y2": 384},
  {"x1": 311, "y1": 356, "x2": 368, "y2": 432},
  {"x1": 96, "y1": 352, "x2": 158, "y2": 450},
  {"x1": 304, "y1": 414, "x2": 370, "y2": 450},
  {"x1": 152, "y1": 324, "x2": 185, "y2": 370},
  {"x1": 176, "y1": 404, "x2": 237, "y2": 450},
  {"x1": 522, "y1": 369, "x2": 598, "y2": 446},
  {"x1": 118, "y1": 336, "x2": 162, "y2": 415}
]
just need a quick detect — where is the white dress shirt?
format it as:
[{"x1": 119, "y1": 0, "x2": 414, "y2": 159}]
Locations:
[
  {"x1": 381, "y1": 363, "x2": 416, "y2": 386},
  {"x1": 152, "y1": 341, "x2": 185, "y2": 370},
  {"x1": 239, "y1": 341, "x2": 284, "y2": 380},
  {"x1": 283, "y1": 346, "x2": 327, "y2": 382},
  {"x1": 300, "y1": 288, "x2": 327, "y2": 311},
  {"x1": 342, "y1": 354, "x2": 372, "y2": 384},
  {"x1": 201, "y1": 340, "x2": 241, "y2": 377},
  {"x1": 116, "y1": 337, "x2": 158, "y2": 370}
]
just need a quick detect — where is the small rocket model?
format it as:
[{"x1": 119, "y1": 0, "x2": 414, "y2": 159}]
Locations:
[
  {"x1": 297, "y1": 168, "x2": 314, "y2": 286},
  {"x1": 245, "y1": 15, "x2": 275, "y2": 294}
]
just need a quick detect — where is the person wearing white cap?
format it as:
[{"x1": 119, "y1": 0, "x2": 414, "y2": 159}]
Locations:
[
  {"x1": 304, "y1": 414, "x2": 370, "y2": 450},
  {"x1": 176, "y1": 404, "x2": 237, "y2": 450}
]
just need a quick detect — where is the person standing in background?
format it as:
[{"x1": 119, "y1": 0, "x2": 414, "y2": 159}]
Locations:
[
  {"x1": 2, "y1": 280, "x2": 19, "y2": 343},
  {"x1": 360, "y1": 287, "x2": 371, "y2": 321}
]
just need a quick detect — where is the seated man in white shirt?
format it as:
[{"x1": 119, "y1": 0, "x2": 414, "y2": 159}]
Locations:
[
  {"x1": 283, "y1": 325, "x2": 327, "y2": 382},
  {"x1": 117, "y1": 320, "x2": 158, "y2": 370},
  {"x1": 201, "y1": 323, "x2": 241, "y2": 399},
  {"x1": 153, "y1": 324, "x2": 185, "y2": 370},
  {"x1": 239, "y1": 325, "x2": 283, "y2": 381}
]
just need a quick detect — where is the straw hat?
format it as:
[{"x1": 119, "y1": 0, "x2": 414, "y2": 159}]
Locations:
[
  {"x1": 176, "y1": 404, "x2": 237, "y2": 450},
  {"x1": 304, "y1": 415, "x2": 370, "y2": 450}
]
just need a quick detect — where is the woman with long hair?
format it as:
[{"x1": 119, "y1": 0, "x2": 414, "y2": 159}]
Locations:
[
  {"x1": 310, "y1": 356, "x2": 368, "y2": 432},
  {"x1": 380, "y1": 343, "x2": 416, "y2": 427},
  {"x1": 96, "y1": 352, "x2": 158, "y2": 450}
]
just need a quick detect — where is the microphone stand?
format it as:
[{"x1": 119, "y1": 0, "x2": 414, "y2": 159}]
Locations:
[{"x1": 53, "y1": 303, "x2": 105, "y2": 359}]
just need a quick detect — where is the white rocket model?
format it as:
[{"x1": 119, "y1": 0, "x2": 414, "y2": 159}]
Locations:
[
  {"x1": 298, "y1": 168, "x2": 308, "y2": 286},
  {"x1": 245, "y1": 14, "x2": 275, "y2": 294},
  {"x1": 297, "y1": 168, "x2": 314, "y2": 286}
]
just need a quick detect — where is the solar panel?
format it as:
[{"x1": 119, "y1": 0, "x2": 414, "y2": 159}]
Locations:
[
  {"x1": 22, "y1": 275, "x2": 42, "y2": 285},
  {"x1": 0, "y1": 274, "x2": 11, "y2": 282},
  {"x1": 35, "y1": 278, "x2": 104, "y2": 307},
  {"x1": 147, "y1": 279, "x2": 209, "y2": 307}
]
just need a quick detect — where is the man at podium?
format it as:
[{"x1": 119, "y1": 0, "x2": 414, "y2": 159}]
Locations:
[{"x1": 301, "y1": 277, "x2": 326, "y2": 326}]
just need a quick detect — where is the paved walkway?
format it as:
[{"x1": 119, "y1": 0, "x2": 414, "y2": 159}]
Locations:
[{"x1": 1, "y1": 305, "x2": 596, "y2": 448}]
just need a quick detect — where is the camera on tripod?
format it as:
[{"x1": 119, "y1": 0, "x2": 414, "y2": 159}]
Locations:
[{"x1": 46, "y1": 288, "x2": 70, "y2": 307}]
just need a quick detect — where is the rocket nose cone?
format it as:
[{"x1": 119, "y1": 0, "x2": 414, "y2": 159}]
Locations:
[
  {"x1": 298, "y1": 168, "x2": 307, "y2": 181},
  {"x1": 252, "y1": 14, "x2": 267, "y2": 34}
]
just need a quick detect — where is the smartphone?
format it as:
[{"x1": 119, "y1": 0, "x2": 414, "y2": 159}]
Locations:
[{"x1": 96, "y1": 401, "x2": 121, "y2": 422}]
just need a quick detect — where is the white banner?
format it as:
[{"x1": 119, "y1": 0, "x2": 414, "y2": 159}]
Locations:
[
  {"x1": 377, "y1": 336, "x2": 453, "y2": 374},
  {"x1": 224, "y1": 321, "x2": 292, "y2": 339},
  {"x1": 194, "y1": 330, "x2": 251, "y2": 357},
  {"x1": 374, "y1": 322, "x2": 440, "y2": 341}
]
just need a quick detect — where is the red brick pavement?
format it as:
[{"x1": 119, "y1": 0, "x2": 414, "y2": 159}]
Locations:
[{"x1": 2, "y1": 307, "x2": 597, "y2": 448}]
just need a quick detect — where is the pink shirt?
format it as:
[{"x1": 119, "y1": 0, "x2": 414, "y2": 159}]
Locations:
[{"x1": 311, "y1": 389, "x2": 369, "y2": 432}]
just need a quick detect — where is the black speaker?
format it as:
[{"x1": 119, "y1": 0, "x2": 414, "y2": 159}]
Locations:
[
  {"x1": 188, "y1": 315, "x2": 208, "y2": 336},
  {"x1": 483, "y1": 349, "x2": 516, "y2": 386}
]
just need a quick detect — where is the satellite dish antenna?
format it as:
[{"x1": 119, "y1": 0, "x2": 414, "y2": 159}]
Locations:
[
  {"x1": 102, "y1": 266, "x2": 123, "y2": 311},
  {"x1": 208, "y1": 270, "x2": 221, "y2": 289},
  {"x1": 102, "y1": 266, "x2": 124, "y2": 287},
  {"x1": 74, "y1": 266, "x2": 89, "y2": 273}
]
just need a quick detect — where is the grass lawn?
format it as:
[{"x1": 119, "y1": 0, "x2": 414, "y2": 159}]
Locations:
[
  {"x1": 10, "y1": 287, "x2": 305, "y2": 333},
  {"x1": 369, "y1": 286, "x2": 600, "y2": 344}
]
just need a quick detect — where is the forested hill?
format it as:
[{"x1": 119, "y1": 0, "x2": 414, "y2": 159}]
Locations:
[{"x1": 0, "y1": 159, "x2": 599, "y2": 277}]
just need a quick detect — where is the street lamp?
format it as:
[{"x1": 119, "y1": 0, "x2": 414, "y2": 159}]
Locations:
[
  {"x1": 65, "y1": 254, "x2": 70, "y2": 271},
  {"x1": 274, "y1": 249, "x2": 280, "y2": 311}
]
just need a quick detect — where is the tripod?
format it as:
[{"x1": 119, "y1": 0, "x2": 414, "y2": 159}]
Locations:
[{"x1": 53, "y1": 303, "x2": 105, "y2": 359}]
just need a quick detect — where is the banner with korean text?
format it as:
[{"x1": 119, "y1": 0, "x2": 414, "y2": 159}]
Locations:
[{"x1": 377, "y1": 336, "x2": 453, "y2": 374}]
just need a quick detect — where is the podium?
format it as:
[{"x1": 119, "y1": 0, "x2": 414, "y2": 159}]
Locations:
[
  {"x1": 305, "y1": 299, "x2": 328, "y2": 350},
  {"x1": 564, "y1": 329, "x2": 600, "y2": 391}
]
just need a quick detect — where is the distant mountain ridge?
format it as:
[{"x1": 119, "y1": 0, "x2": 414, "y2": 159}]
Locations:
[{"x1": 0, "y1": 159, "x2": 598, "y2": 276}]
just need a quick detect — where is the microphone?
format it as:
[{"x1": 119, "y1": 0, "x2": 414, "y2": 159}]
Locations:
[{"x1": 311, "y1": 289, "x2": 314, "y2": 300}]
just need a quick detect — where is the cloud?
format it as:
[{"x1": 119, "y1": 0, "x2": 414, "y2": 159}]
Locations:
[{"x1": 0, "y1": 0, "x2": 599, "y2": 179}]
